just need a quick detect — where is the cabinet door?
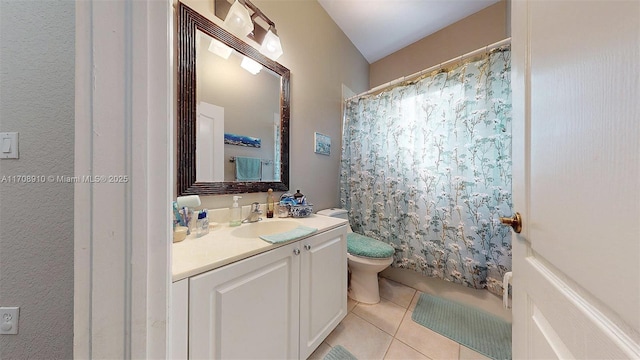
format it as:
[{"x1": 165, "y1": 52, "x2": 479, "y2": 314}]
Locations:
[
  {"x1": 299, "y1": 227, "x2": 348, "y2": 359},
  {"x1": 189, "y1": 243, "x2": 301, "y2": 359}
]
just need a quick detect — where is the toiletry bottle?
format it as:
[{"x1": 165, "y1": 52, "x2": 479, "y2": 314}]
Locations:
[
  {"x1": 229, "y1": 196, "x2": 242, "y2": 227},
  {"x1": 266, "y1": 189, "x2": 275, "y2": 218},
  {"x1": 196, "y1": 209, "x2": 209, "y2": 237},
  {"x1": 183, "y1": 207, "x2": 194, "y2": 235},
  {"x1": 293, "y1": 189, "x2": 304, "y2": 204}
]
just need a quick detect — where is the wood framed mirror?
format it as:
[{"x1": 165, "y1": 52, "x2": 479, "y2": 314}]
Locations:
[{"x1": 177, "y1": 3, "x2": 290, "y2": 195}]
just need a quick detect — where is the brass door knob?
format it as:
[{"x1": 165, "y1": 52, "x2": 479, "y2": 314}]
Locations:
[{"x1": 500, "y1": 212, "x2": 522, "y2": 233}]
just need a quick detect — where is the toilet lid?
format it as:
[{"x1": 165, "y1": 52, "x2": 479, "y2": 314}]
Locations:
[{"x1": 347, "y1": 233, "x2": 395, "y2": 259}]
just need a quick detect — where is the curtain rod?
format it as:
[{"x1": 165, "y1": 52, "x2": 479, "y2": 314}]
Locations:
[{"x1": 347, "y1": 37, "x2": 511, "y2": 101}]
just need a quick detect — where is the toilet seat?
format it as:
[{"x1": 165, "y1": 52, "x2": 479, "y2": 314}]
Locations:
[
  {"x1": 346, "y1": 233, "x2": 395, "y2": 259},
  {"x1": 347, "y1": 253, "x2": 393, "y2": 266}
]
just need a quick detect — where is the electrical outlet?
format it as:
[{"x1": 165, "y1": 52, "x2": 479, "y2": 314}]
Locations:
[{"x1": 0, "y1": 307, "x2": 19, "y2": 335}]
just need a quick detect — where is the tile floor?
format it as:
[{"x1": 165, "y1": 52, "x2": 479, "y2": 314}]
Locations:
[{"x1": 308, "y1": 278, "x2": 494, "y2": 360}]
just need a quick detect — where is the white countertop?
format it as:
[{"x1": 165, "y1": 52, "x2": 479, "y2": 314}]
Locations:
[{"x1": 172, "y1": 214, "x2": 347, "y2": 282}]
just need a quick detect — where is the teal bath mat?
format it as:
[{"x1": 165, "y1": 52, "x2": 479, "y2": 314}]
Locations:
[
  {"x1": 412, "y1": 293, "x2": 511, "y2": 360},
  {"x1": 323, "y1": 345, "x2": 358, "y2": 360}
]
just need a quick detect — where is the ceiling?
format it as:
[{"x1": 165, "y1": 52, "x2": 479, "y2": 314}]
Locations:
[{"x1": 317, "y1": 0, "x2": 500, "y2": 63}]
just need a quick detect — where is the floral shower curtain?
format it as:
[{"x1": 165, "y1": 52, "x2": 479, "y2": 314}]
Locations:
[{"x1": 340, "y1": 48, "x2": 512, "y2": 295}]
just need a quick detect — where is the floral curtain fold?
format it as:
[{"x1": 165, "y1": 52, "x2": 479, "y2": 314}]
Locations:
[{"x1": 340, "y1": 48, "x2": 512, "y2": 295}]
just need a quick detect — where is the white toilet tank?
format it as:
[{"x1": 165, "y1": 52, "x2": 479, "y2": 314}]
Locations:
[{"x1": 317, "y1": 208, "x2": 352, "y2": 232}]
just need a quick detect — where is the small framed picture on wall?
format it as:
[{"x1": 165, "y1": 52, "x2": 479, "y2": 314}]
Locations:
[{"x1": 314, "y1": 132, "x2": 331, "y2": 156}]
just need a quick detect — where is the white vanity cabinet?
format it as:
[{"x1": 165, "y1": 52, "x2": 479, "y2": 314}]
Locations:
[
  {"x1": 298, "y1": 227, "x2": 348, "y2": 359},
  {"x1": 185, "y1": 225, "x2": 347, "y2": 359},
  {"x1": 190, "y1": 240, "x2": 300, "y2": 359}
]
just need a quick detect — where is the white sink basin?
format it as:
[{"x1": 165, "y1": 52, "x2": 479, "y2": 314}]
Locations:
[{"x1": 230, "y1": 220, "x2": 301, "y2": 239}]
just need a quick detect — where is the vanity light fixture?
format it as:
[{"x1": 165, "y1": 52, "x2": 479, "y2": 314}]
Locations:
[
  {"x1": 260, "y1": 27, "x2": 283, "y2": 61},
  {"x1": 223, "y1": 0, "x2": 253, "y2": 37},
  {"x1": 215, "y1": 0, "x2": 284, "y2": 61},
  {"x1": 208, "y1": 38, "x2": 233, "y2": 59},
  {"x1": 240, "y1": 56, "x2": 262, "y2": 75}
]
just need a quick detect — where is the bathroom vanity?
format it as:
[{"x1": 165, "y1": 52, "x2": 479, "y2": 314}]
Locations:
[{"x1": 171, "y1": 215, "x2": 348, "y2": 359}]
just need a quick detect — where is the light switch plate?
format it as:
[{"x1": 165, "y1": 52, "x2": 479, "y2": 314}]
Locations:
[
  {"x1": 0, "y1": 307, "x2": 19, "y2": 335},
  {"x1": 0, "y1": 132, "x2": 19, "y2": 159}
]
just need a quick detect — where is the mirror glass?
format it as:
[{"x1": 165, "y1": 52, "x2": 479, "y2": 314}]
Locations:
[
  {"x1": 178, "y1": 3, "x2": 290, "y2": 196},
  {"x1": 195, "y1": 29, "x2": 281, "y2": 183}
]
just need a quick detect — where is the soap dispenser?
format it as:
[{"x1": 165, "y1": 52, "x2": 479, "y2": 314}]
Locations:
[{"x1": 229, "y1": 196, "x2": 242, "y2": 227}]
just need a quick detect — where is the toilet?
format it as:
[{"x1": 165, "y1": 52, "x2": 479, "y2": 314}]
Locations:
[{"x1": 317, "y1": 208, "x2": 395, "y2": 304}]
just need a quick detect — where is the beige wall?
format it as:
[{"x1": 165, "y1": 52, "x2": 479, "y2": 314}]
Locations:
[
  {"x1": 0, "y1": 1, "x2": 74, "y2": 358},
  {"x1": 180, "y1": 0, "x2": 370, "y2": 212},
  {"x1": 369, "y1": 1, "x2": 508, "y2": 88}
]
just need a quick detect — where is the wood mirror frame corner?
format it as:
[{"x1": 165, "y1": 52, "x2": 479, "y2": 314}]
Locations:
[{"x1": 177, "y1": 3, "x2": 290, "y2": 195}]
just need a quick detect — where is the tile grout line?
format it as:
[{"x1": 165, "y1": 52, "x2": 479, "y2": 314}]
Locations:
[
  {"x1": 342, "y1": 284, "x2": 475, "y2": 360},
  {"x1": 390, "y1": 295, "x2": 441, "y2": 360},
  {"x1": 348, "y1": 307, "x2": 397, "y2": 360},
  {"x1": 358, "y1": 290, "x2": 442, "y2": 360},
  {"x1": 382, "y1": 286, "x2": 462, "y2": 360},
  {"x1": 359, "y1": 295, "x2": 409, "y2": 337}
]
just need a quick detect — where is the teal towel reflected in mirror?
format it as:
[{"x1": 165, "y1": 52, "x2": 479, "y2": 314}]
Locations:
[
  {"x1": 235, "y1": 156, "x2": 262, "y2": 181},
  {"x1": 259, "y1": 226, "x2": 318, "y2": 243}
]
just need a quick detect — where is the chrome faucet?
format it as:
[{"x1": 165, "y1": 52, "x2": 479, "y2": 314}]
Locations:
[{"x1": 242, "y1": 202, "x2": 262, "y2": 223}]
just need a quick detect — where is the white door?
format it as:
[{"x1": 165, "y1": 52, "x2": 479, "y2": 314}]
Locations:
[
  {"x1": 189, "y1": 243, "x2": 301, "y2": 359},
  {"x1": 511, "y1": 1, "x2": 640, "y2": 359},
  {"x1": 299, "y1": 227, "x2": 348, "y2": 359},
  {"x1": 197, "y1": 102, "x2": 225, "y2": 182}
]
